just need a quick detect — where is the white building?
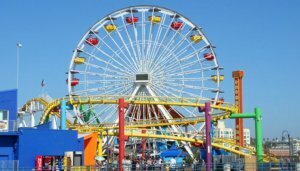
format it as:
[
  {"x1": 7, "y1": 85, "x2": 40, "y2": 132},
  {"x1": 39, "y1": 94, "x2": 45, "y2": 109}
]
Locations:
[
  {"x1": 214, "y1": 121, "x2": 251, "y2": 145},
  {"x1": 292, "y1": 139, "x2": 300, "y2": 156}
]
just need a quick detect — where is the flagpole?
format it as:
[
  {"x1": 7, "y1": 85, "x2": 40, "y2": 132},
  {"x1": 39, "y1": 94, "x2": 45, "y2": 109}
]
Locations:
[{"x1": 16, "y1": 43, "x2": 22, "y2": 89}]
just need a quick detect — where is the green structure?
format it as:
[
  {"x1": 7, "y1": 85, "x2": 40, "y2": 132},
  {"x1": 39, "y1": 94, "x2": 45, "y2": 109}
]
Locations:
[{"x1": 230, "y1": 108, "x2": 263, "y2": 163}]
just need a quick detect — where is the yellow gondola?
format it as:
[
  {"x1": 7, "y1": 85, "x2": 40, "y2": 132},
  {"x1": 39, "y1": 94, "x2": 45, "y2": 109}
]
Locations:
[
  {"x1": 104, "y1": 24, "x2": 117, "y2": 32},
  {"x1": 211, "y1": 75, "x2": 224, "y2": 83},
  {"x1": 190, "y1": 35, "x2": 203, "y2": 43},
  {"x1": 74, "y1": 57, "x2": 86, "y2": 64},
  {"x1": 148, "y1": 16, "x2": 161, "y2": 24}
]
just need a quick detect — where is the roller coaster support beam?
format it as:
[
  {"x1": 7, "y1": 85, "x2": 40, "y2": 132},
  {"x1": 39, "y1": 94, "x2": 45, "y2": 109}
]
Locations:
[
  {"x1": 230, "y1": 108, "x2": 263, "y2": 163},
  {"x1": 60, "y1": 100, "x2": 66, "y2": 130},
  {"x1": 204, "y1": 102, "x2": 212, "y2": 171},
  {"x1": 142, "y1": 129, "x2": 146, "y2": 160},
  {"x1": 118, "y1": 98, "x2": 128, "y2": 171}
]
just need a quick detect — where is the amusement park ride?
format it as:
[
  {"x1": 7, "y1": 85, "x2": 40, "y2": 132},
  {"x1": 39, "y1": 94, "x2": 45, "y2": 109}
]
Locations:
[{"x1": 19, "y1": 5, "x2": 276, "y2": 170}]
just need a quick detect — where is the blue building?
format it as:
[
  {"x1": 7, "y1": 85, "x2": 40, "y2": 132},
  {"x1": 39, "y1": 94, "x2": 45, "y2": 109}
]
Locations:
[{"x1": 0, "y1": 89, "x2": 84, "y2": 169}]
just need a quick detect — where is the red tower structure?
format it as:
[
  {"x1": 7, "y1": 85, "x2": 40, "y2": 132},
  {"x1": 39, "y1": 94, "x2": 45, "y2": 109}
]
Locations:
[
  {"x1": 232, "y1": 70, "x2": 244, "y2": 146},
  {"x1": 118, "y1": 98, "x2": 128, "y2": 171}
]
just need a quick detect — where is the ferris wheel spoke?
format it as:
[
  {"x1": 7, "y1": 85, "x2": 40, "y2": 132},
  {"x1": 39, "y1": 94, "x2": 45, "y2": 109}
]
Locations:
[
  {"x1": 166, "y1": 81, "x2": 219, "y2": 93},
  {"x1": 92, "y1": 44, "x2": 133, "y2": 73},
  {"x1": 161, "y1": 61, "x2": 205, "y2": 74},
  {"x1": 132, "y1": 14, "x2": 142, "y2": 66},
  {"x1": 144, "y1": 12, "x2": 155, "y2": 72},
  {"x1": 150, "y1": 39, "x2": 200, "y2": 73},
  {"x1": 151, "y1": 22, "x2": 187, "y2": 63},
  {"x1": 153, "y1": 82, "x2": 199, "y2": 98},
  {"x1": 108, "y1": 19, "x2": 140, "y2": 71},
  {"x1": 82, "y1": 51, "x2": 134, "y2": 75},
  {"x1": 151, "y1": 85, "x2": 180, "y2": 100},
  {"x1": 165, "y1": 66, "x2": 217, "y2": 77},
  {"x1": 150, "y1": 14, "x2": 176, "y2": 66},
  {"x1": 92, "y1": 30, "x2": 138, "y2": 73},
  {"x1": 155, "y1": 52, "x2": 202, "y2": 75},
  {"x1": 71, "y1": 88, "x2": 102, "y2": 95},
  {"x1": 163, "y1": 82, "x2": 204, "y2": 90},
  {"x1": 151, "y1": 24, "x2": 189, "y2": 71},
  {"x1": 78, "y1": 80, "x2": 130, "y2": 86},
  {"x1": 73, "y1": 69, "x2": 130, "y2": 79},
  {"x1": 101, "y1": 105, "x2": 118, "y2": 123},
  {"x1": 120, "y1": 15, "x2": 140, "y2": 67},
  {"x1": 177, "y1": 45, "x2": 210, "y2": 63},
  {"x1": 103, "y1": 82, "x2": 132, "y2": 95},
  {"x1": 141, "y1": 10, "x2": 146, "y2": 69},
  {"x1": 147, "y1": 14, "x2": 167, "y2": 67},
  {"x1": 160, "y1": 77, "x2": 210, "y2": 83},
  {"x1": 77, "y1": 62, "x2": 132, "y2": 77}
]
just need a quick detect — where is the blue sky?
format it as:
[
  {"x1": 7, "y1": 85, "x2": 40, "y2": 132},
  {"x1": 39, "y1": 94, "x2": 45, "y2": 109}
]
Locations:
[{"x1": 0, "y1": 0, "x2": 299, "y2": 138}]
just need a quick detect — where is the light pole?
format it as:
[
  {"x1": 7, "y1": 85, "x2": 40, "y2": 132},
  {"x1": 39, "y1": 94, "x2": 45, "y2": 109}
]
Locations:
[
  {"x1": 282, "y1": 130, "x2": 292, "y2": 157},
  {"x1": 16, "y1": 43, "x2": 22, "y2": 89}
]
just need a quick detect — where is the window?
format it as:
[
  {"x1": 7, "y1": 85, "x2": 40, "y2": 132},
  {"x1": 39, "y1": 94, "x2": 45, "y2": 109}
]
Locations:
[{"x1": 0, "y1": 110, "x2": 9, "y2": 131}]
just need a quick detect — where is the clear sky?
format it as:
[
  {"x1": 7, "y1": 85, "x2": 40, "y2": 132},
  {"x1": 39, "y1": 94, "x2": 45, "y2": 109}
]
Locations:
[{"x1": 0, "y1": 0, "x2": 299, "y2": 138}]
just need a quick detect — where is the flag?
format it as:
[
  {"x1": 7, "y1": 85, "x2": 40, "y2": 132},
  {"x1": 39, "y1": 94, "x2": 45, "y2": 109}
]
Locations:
[
  {"x1": 17, "y1": 43, "x2": 22, "y2": 48},
  {"x1": 41, "y1": 80, "x2": 45, "y2": 87}
]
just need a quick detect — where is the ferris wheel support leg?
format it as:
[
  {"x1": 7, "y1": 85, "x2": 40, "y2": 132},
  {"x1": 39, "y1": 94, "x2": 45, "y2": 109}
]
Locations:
[
  {"x1": 18, "y1": 112, "x2": 26, "y2": 127},
  {"x1": 145, "y1": 85, "x2": 195, "y2": 158},
  {"x1": 30, "y1": 113, "x2": 35, "y2": 127},
  {"x1": 51, "y1": 115, "x2": 58, "y2": 130},
  {"x1": 103, "y1": 86, "x2": 140, "y2": 152}
]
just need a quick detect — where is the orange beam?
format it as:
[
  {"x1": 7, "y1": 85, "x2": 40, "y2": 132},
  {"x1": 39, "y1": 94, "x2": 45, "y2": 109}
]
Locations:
[
  {"x1": 84, "y1": 133, "x2": 98, "y2": 166},
  {"x1": 232, "y1": 70, "x2": 244, "y2": 147}
]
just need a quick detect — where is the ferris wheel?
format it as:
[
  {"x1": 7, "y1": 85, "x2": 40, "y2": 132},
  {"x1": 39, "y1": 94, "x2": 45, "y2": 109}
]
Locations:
[{"x1": 67, "y1": 6, "x2": 224, "y2": 156}]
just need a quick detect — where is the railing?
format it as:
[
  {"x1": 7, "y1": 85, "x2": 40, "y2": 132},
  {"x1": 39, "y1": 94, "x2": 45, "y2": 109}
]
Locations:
[
  {"x1": 10, "y1": 162, "x2": 300, "y2": 171},
  {"x1": 0, "y1": 120, "x2": 18, "y2": 132},
  {"x1": 0, "y1": 160, "x2": 18, "y2": 170}
]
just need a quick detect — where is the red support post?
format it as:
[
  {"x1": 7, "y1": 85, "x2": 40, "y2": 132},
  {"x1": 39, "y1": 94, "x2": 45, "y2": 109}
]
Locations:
[
  {"x1": 142, "y1": 129, "x2": 146, "y2": 160},
  {"x1": 118, "y1": 98, "x2": 127, "y2": 171}
]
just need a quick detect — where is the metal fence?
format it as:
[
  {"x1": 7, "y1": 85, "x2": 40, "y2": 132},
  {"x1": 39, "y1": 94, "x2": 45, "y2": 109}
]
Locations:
[
  {"x1": 0, "y1": 120, "x2": 18, "y2": 132},
  {"x1": 0, "y1": 160, "x2": 19, "y2": 170},
  {"x1": 3, "y1": 162, "x2": 300, "y2": 171}
]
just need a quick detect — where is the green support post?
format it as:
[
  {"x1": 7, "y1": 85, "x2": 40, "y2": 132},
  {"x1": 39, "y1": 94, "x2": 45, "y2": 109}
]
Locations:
[
  {"x1": 229, "y1": 108, "x2": 263, "y2": 163},
  {"x1": 255, "y1": 108, "x2": 263, "y2": 163}
]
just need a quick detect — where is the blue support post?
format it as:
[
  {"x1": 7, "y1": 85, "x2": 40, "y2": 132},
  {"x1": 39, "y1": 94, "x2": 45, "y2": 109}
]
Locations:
[{"x1": 60, "y1": 100, "x2": 66, "y2": 130}]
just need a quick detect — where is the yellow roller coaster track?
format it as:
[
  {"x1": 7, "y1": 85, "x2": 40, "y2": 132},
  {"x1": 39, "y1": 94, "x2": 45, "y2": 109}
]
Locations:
[
  {"x1": 21, "y1": 98, "x2": 72, "y2": 126},
  {"x1": 22, "y1": 96, "x2": 277, "y2": 162},
  {"x1": 38, "y1": 95, "x2": 238, "y2": 124}
]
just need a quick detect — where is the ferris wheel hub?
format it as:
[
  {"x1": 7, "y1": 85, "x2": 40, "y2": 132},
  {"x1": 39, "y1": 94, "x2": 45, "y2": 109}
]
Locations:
[{"x1": 135, "y1": 73, "x2": 150, "y2": 84}]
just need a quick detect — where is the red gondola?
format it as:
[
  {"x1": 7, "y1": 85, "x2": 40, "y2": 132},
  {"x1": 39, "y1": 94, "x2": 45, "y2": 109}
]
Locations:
[
  {"x1": 212, "y1": 97, "x2": 224, "y2": 105},
  {"x1": 171, "y1": 22, "x2": 183, "y2": 30},
  {"x1": 204, "y1": 53, "x2": 214, "y2": 61},
  {"x1": 66, "y1": 78, "x2": 79, "y2": 86},
  {"x1": 126, "y1": 17, "x2": 139, "y2": 24},
  {"x1": 85, "y1": 37, "x2": 99, "y2": 46}
]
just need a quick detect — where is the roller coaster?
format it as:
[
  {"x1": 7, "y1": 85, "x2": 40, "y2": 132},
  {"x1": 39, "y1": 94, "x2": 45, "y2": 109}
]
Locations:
[{"x1": 19, "y1": 5, "x2": 277, "y2": 170}]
